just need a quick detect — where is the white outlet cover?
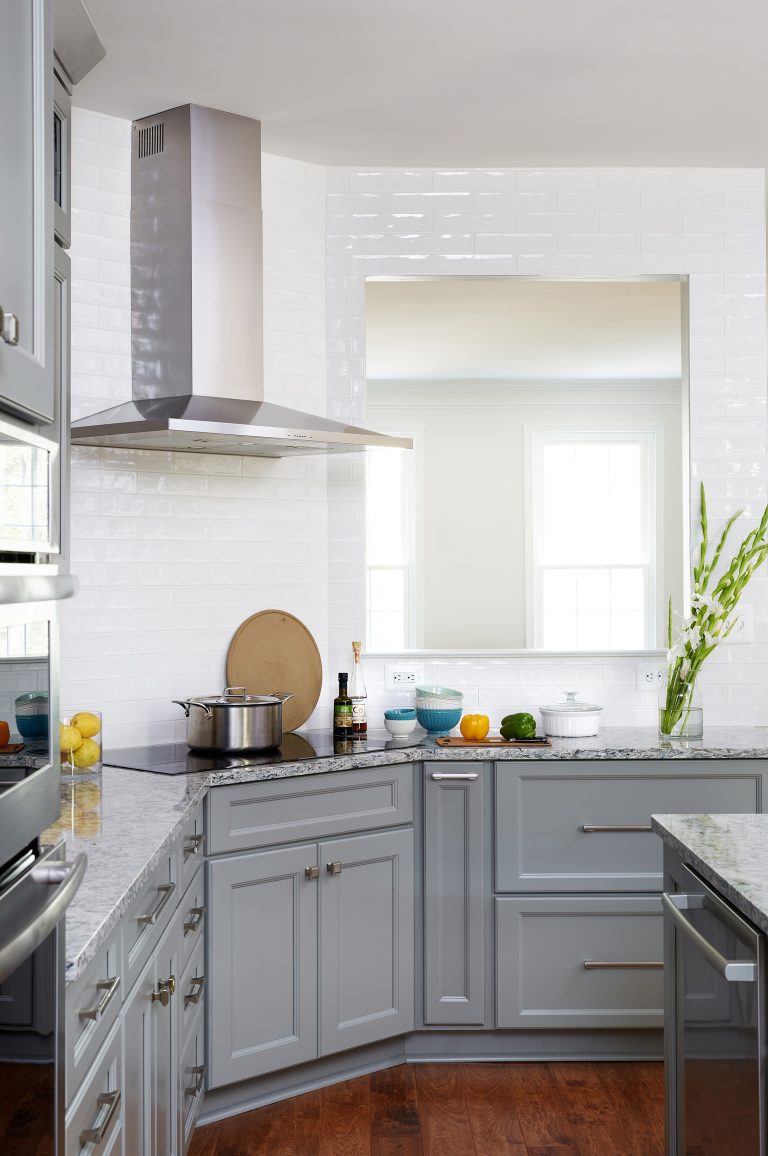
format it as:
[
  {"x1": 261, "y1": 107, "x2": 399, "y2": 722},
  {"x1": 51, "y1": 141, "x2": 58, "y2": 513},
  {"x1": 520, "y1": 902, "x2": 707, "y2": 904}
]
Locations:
[
  {"x1": 384, "y1": 663, "x2": 424, "y2": 690},
  {"x1": 635, "y1": 662, "x2": 667, "y2": 691},
  {"x1": 723, "y1": 604, "x2": 754, "y2": 645}
]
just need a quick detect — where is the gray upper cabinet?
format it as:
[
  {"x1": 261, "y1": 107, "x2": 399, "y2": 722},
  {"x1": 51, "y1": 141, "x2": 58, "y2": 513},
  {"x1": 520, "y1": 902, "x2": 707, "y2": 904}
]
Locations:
[
  {"x1": 423, "y1": 763, "x2": 487, "y2": 1025},
  {"x1": 0, "y1": 0, "x2": 54, "y2": 424},
  {"x1": 495, "y1": 761, "x2": 764, "y2": 893},
  {"x1": 319, "y1": 827, "x2": 414, "y2": 1055}
]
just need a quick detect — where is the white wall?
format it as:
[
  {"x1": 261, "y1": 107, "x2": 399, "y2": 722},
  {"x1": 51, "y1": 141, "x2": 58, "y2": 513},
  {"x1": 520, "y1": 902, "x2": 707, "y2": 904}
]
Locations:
[
  {"x1": 62, "y1": 110, "x2": 331, "y2": 747},
  {"x1": 325, "y1": 167, "x2": 768, "y2": 728}
]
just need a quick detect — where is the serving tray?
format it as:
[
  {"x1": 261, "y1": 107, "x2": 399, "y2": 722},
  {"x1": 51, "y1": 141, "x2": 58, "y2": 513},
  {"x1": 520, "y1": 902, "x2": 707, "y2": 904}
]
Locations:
[{"x1": 436, "y1": 735, "x2": 552, "y2": 748}]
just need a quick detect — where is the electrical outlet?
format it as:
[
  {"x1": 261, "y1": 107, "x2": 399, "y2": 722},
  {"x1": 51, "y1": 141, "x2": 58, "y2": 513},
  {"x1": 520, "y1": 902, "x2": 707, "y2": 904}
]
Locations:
[
  {"x1": 635, "y1": 663, "x2": 666, "y2": 691},
  {"x1": 723, "y1": 604, "x2": 754, "y2": 645},
  {"x1": 384, "y1": 663, "x2": 423, "y2": 690}
]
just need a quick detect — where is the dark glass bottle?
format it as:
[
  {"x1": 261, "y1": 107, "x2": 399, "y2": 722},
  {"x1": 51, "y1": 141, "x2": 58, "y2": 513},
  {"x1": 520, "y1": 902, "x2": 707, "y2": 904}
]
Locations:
[{"x1": 333, "y1": 672, "x2": 353, "y2": 737}]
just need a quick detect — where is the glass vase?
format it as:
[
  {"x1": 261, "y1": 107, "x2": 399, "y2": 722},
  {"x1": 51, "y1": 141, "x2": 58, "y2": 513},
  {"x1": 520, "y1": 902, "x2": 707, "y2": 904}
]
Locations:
[{"x1": 658, "y1": 683, "x2": 703, "y2": 740}]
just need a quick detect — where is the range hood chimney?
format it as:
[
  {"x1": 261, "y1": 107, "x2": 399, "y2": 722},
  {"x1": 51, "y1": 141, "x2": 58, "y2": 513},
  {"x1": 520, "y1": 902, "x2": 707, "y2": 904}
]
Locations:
[{"x1": 71, "y1": 104, "x2": 410, "y2": 457}]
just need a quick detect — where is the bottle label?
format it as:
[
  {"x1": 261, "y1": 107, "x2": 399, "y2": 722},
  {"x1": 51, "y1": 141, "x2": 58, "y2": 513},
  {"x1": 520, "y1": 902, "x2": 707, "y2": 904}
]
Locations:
[
  {"x1": 334, "y1": 704, "x2": 353, "y2": 730},
  {"x1": 352, "y1": 702, "x2": 366, "y2": 723}
]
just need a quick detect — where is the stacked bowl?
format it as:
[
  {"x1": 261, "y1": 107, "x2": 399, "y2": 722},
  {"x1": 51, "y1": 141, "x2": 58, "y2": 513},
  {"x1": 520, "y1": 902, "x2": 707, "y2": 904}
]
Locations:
[{"x1": 415, "y1": 685, "x2": 463, "y2": 734}]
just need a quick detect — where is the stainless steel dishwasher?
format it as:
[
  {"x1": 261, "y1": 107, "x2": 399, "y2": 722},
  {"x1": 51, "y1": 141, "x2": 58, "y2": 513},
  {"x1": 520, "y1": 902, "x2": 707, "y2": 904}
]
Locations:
[{"x1": 663, "y1": 860, "x2": 766, "y2": 1155}]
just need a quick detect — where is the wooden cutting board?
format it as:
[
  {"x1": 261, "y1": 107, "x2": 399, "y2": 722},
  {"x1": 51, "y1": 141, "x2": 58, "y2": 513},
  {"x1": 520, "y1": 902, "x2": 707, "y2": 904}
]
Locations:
[
  {"x1": 436, "y1": 735, "x2": 552, "y2": 748},
  {"x1": 226, "y1": 609, "x2": 323, "y2": 733}
]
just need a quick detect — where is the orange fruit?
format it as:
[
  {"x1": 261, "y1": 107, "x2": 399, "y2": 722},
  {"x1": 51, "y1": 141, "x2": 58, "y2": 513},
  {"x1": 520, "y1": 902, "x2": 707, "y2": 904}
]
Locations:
[{"x1": 0, "y1": 721, "x2": 9, "y2": 747}]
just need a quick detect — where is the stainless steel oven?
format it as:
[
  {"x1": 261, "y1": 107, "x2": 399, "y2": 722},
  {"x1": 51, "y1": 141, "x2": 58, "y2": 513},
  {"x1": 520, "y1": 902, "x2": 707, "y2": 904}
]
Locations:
[
  {"x1": 0, "y1": 413, "x2": 62, "y2": 564},
  {"x1": 663, "y1": 862, "x2": 766, "y2": 1155}
]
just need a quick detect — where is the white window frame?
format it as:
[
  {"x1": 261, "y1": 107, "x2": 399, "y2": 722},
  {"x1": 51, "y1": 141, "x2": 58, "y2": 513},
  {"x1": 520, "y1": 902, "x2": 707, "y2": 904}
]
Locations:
[{"x1": 524, "y1": 426, "x2": 661, "y2": 650}]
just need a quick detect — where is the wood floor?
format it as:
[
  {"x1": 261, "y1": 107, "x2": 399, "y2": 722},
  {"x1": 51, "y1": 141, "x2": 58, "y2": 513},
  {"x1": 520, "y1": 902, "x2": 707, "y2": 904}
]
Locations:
[{"x1": 188, "y1": 1061, "x2": 665, "y2": 1156}]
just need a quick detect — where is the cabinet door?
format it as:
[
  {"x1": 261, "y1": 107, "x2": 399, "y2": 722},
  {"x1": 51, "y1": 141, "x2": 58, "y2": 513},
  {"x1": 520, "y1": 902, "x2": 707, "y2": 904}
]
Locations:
[
  {"x1": 207, "y1": 844, "x2": 318, "y2": 1086},
  {"x1": 122, "y1": 912, "x2": 180, "y2": 1156},
  {"x1": 319, "y1": 827, "x2": 414, "y2": 1056},
  {"x1": 424, "y1": 764, "x2": 486, "y2": 1024},
  {"x1": 0, "y1": 0, "x2": 53, "y2": 423}
]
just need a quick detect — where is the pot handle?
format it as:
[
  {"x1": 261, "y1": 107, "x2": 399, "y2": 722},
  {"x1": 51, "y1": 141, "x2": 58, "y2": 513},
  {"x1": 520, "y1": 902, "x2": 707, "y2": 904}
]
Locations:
[
  {"x1": 268, "y1": 691, "x2": 295, "y2": 704},
  {"x1": 172, "y1": 700, "x2": 213, "y2": 720},
  {"x1": 223, "y1": 686, "x2": 247, "y2": 699}
]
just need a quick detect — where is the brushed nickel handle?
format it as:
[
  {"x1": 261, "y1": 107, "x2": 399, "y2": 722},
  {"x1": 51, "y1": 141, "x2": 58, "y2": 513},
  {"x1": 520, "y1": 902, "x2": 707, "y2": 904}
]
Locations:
[
  {"x1": 305, "y1": 865, "x2": 320, "y2": 880},
  {"x1": 327, "y1": 860, "x2": 342, "y2": 876},
  {"x1": 183, "y1": 833, "x2": 204, "y2": 860},
  {"x1": 223, "y1": 686, "x2": 247, "y2": 698},
  {"x1": 184, "y1": 974, "x2": 207, "y2": 1008},
  {"x1": 79, "y1": 975, "x2": 120, "y2": 1022},
  {"x1": 137, "y1": 882, "x2": 175, "y2": 926},
  {"x1": 0, "y1": 308, "x2": 19, "y2": 346},
  {"x1": 183, "y1": 906, "x2": 206, "y2": 935},
  {"x1": 662, "y1": 892, "x2": 756, "y2": 982},
  {"x1": 583, "y1": 960, "x2": 663, "y2": 970},
  {"x1": 79, "y1": 1089, "x2": 121, "y2": 1145},
  {"x1": 185, "y1": 1065, "x2": 206, "y2": 1097},
  {"x1": 431, "y1": 772, "x2": 479, "y2": 781},
  {"x1": 152, "y1": 974, "x2": 176, "y2": 1006},
  {"x1": 581, "y1": 824, "x2": 652, "y2": 833}
]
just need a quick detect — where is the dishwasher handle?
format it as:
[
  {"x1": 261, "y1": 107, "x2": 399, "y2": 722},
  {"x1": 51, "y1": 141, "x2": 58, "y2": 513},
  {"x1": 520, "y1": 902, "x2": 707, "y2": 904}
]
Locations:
[{"x1": 662, "y1": 891, "x2": 757, "y2": 982}]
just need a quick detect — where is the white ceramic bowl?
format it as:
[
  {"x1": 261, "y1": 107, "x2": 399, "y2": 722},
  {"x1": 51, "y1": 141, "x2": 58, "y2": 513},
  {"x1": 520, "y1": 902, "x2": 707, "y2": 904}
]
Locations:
[
  {"x1": 416, "y1": 696, "x2": 463, "y2": 710},
  {"x1": 384, "y1": 717, "x2": 418, "y2": 737},
  {"x1": 539, "y1": 695, "x2": 603, "y2": 737}
]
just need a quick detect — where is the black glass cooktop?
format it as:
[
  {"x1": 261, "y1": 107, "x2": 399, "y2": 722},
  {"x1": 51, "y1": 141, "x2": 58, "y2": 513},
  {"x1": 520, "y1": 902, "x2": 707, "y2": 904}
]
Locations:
[{"x1": 104, "y1": 730, "x2": 424, "y2": 776}]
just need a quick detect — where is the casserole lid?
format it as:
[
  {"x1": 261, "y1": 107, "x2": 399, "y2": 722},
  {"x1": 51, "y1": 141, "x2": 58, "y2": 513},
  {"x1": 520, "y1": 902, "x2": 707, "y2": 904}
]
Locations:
[
  {"x1": 540, "y1": 691, "x2": 603, "y2": 715},
  {"x1": 189, "y1": 687, "x2": 289, "y2": 708}
]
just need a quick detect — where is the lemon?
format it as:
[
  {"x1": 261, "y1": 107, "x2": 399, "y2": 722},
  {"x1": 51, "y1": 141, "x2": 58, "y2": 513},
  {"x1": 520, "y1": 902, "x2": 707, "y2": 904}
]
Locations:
[
  {"x1": 70, "y1": 711, "x2": 100, "y2": 739},
  {"x1": 73, "y1": 738, "x2": 100, "y2": 769},
  {"x1": 60, "y1": 723, "x2": 83, "y2": 754}
]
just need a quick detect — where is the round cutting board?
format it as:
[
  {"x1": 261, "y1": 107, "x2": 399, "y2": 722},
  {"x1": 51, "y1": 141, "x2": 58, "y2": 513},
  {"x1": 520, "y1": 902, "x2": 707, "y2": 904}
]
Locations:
[{"x1": 226, "y1": 609, "x2": 323, "y2": 733}]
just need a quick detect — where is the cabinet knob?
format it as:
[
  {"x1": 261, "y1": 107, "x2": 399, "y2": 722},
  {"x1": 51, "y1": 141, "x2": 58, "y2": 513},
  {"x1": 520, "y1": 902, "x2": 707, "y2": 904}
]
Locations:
[
  {"x1": 327, "y1": 860, "x2": 342, "y2": 876},
  {"x1": 0, "y1": 308, "x2": 19, "y2": 346},
  {"x1": 305, "y1": 865, "x2": 320, "y2": 880},
  {"x1": 152, "y1": 975, "x2": 176, "y2": 1006}
]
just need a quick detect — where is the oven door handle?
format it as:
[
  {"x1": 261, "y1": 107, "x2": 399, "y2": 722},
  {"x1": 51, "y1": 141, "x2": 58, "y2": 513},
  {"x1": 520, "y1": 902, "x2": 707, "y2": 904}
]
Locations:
[
  {"x1": 662, "y1": 891, "x2": 757, "y2": 982},
  {"x1": 0, "y1": 853, "x2": 87, "y2": 984},
  {"x1": 0, "y1": 574, "x2": 79, "y2": 606}
]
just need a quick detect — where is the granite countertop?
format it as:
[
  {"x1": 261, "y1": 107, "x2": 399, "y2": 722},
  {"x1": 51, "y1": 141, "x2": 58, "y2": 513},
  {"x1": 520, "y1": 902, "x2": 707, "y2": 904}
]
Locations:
[
  {"x1": 49, "y1": 726, "x2": 768, "y2": 982},
  {"x1": 652, "y1": 812, "x2": 768, "y2": 937}
]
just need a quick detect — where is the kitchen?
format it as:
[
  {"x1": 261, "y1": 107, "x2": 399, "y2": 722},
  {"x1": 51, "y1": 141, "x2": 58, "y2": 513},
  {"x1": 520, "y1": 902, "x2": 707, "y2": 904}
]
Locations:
[{"x1": 2, "y1": 0, "x2": 768, "y2": 1153}]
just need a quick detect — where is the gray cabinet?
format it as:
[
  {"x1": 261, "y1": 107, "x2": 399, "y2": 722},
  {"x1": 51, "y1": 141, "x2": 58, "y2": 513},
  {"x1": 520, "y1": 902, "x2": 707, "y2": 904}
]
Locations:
[
  {"x1": 0, "y1": 0, "x2": 54, "y2": 424},
  {"x1": 319, "y1": 827, "x2": 414, "y2": 1055},
  {"x1": 207, "y1": 826, "x2": 415, "y2": 1087},
  {"x1": 423, "y1": 763, "x2": 487, "y2": 1025}
]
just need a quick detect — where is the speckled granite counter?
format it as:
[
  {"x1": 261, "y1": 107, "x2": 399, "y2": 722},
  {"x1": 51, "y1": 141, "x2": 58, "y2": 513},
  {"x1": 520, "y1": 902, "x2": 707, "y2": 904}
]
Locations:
[
  {"x1": 652, "y1": 812, "x2": 768, "y2": 936},
  {"x1": 47, "y1": 726, "x2": 768, "y2": 982}
]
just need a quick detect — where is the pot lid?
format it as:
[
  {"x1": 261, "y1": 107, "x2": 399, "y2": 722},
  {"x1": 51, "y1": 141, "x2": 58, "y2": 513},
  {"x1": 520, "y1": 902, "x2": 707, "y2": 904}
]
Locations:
[
  {"x1": 540, "y1": 691, "x2": 603, "y2": 714},
  {"x1": 189, "y1": 687, "x2": 286, "y2": 707}
]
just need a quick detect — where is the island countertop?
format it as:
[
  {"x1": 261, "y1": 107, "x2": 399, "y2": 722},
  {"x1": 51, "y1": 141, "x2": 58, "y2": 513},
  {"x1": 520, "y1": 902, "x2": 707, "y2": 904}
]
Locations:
[
  {"x1": 49, "y1": 726, "x2": 768, "y2": 982},
  {"x1": 652, "y1": 812, "x2": 768, "y2": 937}
]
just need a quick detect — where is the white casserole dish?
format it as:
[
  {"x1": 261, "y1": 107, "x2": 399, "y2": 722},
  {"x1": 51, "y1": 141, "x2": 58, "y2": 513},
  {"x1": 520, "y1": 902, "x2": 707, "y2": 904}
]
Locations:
[{"x1": 539, "y1": 691, "x2": 603, "y2": 737}]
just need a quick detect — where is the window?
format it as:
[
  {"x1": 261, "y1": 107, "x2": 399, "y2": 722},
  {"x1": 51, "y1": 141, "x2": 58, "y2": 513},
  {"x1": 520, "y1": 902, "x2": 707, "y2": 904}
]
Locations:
[
  {"x1": 526, "y1": 430, "x2": 657, "y2": 650},
  {"x1": 365, "y1": 444, "x2": 415, "y2": 650}
]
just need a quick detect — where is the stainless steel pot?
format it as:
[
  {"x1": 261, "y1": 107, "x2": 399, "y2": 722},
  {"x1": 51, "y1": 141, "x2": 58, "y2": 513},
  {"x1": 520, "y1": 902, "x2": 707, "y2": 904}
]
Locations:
[{"x1": 172, "y1": 687, "x2": 294, "y2": 753}]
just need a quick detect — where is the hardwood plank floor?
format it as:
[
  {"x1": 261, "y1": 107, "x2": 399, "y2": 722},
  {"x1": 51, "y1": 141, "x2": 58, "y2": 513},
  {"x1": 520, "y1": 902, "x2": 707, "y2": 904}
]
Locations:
[{"x1": 189, "y1": 1062, "x2": 664, "y2": 1156}]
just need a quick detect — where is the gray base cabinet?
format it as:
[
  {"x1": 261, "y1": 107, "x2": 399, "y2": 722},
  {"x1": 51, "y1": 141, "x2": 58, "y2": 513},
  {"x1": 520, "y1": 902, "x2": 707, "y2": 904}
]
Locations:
[
  {"x1": 207, "y1": 825, "x2": 414, "y2": 1087},
  {"x1": 423, "y1": 763, "x2": 486, "y2": 1025}
]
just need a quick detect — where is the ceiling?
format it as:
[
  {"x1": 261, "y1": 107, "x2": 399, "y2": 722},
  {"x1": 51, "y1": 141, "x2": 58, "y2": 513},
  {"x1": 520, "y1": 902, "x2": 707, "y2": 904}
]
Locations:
[
  {"x1": 76, "y1": 0, "x2": 768, "y2": 166},
  {"x1": 365, "y1": 278, "x2": 683, "y2": 381}
]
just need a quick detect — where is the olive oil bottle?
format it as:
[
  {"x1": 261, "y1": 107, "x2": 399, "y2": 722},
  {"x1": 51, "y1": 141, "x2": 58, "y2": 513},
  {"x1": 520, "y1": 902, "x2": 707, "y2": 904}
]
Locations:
[
  {"x1": 333, "y1": 672, "x2": 353, "y2": 737},
  {"x1": 349, "y1": 641, "x2": 368, "y2": 735}
]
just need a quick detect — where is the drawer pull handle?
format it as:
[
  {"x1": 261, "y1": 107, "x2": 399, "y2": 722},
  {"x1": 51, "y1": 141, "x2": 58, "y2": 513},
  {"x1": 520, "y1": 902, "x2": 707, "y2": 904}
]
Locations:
[
  {"x1": 184, "y1": 974, "x2": 207, "y2": 1007},
  {"x1": 183, "y1": 833, "x2": 204, "y2": 860},
  {"x1": 183, "y1": 906, "x2": 206, "y2": 935},
  {"x1": 305, "y1": 865, "x2": 320, "y2": 880},
  {"x1": 581, "y1": 824, "x2": 652, "y2": 833},
  {"x1": 152, "y1": 975, "x2": 176, "y2": 1006},
  {"x1": 0, "y1": 308, "x2": 20, "y2": 346},
  {"x1": 327, "y1": 860, "x2": 342, "y2": 876},
  {"x1": 79, "y1": 975, "x2": 120, "y2": 1022},
  {"x1": 138, "y1": 882, "x2": 175, "y2": 926},
  {"x1": 583, "y1": 960, "x2": 664, "y2": 970},
  {"x1": 186, "y1": 1064, "x2": 206, "y2": 1097},
  {"x1": 79, "y1": 1088, "x2": 121, "y2": 1146},
  {"x1": 431, "y1": 772, "x2": 479, "y2": 781}
]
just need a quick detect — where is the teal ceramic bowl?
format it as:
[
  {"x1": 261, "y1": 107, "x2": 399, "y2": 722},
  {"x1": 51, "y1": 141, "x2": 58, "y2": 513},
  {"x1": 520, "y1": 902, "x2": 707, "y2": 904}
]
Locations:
[{"x1": 415, "y1": 706, "x2": 462, "y2": 734}]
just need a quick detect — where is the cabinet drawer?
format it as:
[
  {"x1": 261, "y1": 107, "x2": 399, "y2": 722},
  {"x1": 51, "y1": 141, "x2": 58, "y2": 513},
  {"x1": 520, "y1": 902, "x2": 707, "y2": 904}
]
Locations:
[
  {"x1": 179, "y1": 1006, "x2": 206, "y2": 1152},
  {"x1": 179, "y1": 929, "x2": 206, "y2": 1045},
  {"x1": 207, "y1": 764, "x2": 414, "y2": 854},
  {"x1": 121, "y1": 848, "x2": 179, "y2": 993},
  {"x1": 65, "y1": 930, "x2": 121, "y2": 1107},
  {"x1": 64, "y1": 1018, "x2": 122, "y2": 1156},
  {"x1": 179, "y1": 865, "x2": 206, "y2": 975},
  {"x1": 495, "y1": 895, "x2": 663, "y2": 1029},
  {"x1": 495, "y1": 763, "x2": 761, "y2": 892},
  {"x1": 180, "y1": 802, "x2": 205, "y2": 894}
]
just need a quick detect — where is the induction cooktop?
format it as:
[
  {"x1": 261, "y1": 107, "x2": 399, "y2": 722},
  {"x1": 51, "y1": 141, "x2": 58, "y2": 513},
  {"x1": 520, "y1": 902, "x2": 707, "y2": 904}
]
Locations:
[{"x1": 104, "y1": 730, "x2": 424, "y2": 775}]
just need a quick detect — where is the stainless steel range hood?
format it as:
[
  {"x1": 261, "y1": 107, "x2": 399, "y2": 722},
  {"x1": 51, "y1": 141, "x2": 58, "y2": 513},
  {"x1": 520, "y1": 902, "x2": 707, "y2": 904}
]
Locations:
[{"x1": 71, "y1": 104, "x2": 410, "y2": 458}]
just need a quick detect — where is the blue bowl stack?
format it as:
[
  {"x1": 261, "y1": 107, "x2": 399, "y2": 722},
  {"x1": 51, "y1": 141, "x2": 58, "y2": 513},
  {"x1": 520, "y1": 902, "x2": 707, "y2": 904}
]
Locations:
[{"x1": 415, "y1": 685, "x2": 463, "y2": 734}]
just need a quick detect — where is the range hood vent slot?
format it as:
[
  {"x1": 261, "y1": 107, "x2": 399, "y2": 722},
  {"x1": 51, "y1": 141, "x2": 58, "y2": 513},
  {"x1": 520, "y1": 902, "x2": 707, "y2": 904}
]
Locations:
[{"x1": 137, "y1": 121, "x2": 164, "y2": 159}]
